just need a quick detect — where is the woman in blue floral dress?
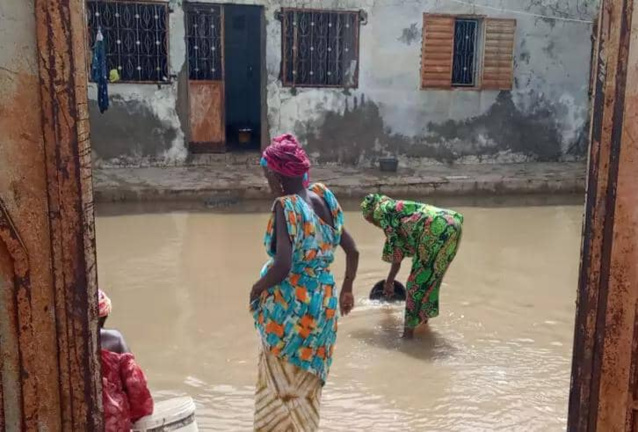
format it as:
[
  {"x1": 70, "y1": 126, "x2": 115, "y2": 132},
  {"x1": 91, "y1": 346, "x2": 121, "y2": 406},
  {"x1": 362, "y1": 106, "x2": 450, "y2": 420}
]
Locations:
[{"x1": 250, "y1": 134, "x2": 359, "y2": 432}]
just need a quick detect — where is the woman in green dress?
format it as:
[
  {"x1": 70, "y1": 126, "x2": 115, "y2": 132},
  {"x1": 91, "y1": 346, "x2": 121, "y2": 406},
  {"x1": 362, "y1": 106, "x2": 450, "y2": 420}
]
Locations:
[{"x1": 361, "y1": 194, "x2": 463, "y2": 338}]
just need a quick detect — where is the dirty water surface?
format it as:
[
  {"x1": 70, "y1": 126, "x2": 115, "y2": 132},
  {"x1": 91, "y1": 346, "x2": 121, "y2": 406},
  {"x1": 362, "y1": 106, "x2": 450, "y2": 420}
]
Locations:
[{"x1": 96, "y1": 197, "x2": 582, "y2": 432}]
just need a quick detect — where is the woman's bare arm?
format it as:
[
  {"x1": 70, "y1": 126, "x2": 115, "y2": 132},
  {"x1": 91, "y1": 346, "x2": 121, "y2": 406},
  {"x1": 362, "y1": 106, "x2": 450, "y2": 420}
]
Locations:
[
  {"x1": 387, "y1": 261, "x2": 401, "y2": 283},
  {"x1": 340, "y1": 228, "x2": 359, "y2": 290},
  {"x1": 251, "y1": 203, "x2": 292, "y2": 300},
  {"x1": 383, "y1": 261, "x2": 402, "y2": 296},
  {"x1": 339, "y1": 228, "x2": 359, "y2": 315}
]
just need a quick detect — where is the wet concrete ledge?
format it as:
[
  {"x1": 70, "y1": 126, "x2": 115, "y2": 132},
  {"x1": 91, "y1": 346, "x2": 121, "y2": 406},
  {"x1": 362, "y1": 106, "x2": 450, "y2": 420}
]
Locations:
[{"x1": 92, "y1": 162, "x2": 587, "y2": 203}]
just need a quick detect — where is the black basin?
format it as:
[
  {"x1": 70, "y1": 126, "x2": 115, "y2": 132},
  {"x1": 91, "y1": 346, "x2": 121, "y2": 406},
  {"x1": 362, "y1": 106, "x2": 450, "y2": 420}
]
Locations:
[
  {"x1": 379, "y1": 158, "x2": 399, "y2": 172},
  {"x1": 369, "y1": 280, "x2": 407, "y2": 302}
]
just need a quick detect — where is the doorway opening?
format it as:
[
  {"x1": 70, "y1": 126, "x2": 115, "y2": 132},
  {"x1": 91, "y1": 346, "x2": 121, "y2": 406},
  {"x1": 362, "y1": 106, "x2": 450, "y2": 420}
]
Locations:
[
  {"x1": 185, "y1": 3, "x2": 264, "y2": 154},
  {"x1": 224, "y1": 4, "x2": 262, "y2": 152}
]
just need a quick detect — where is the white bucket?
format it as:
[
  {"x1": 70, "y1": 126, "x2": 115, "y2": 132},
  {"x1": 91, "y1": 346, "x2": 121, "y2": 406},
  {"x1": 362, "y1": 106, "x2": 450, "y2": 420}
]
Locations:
[{"x1": 132, "y1": 396, "x2": 198, "y2": 432}]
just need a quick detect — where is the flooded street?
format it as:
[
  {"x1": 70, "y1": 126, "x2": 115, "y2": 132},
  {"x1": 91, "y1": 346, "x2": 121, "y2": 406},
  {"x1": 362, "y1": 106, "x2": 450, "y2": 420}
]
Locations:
[{"x1": 96, "y1": 198, "x2": 583, "y2": 432}]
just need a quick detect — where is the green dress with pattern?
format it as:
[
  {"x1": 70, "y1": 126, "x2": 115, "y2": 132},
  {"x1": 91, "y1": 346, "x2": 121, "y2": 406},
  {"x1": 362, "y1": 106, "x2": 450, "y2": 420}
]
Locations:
[{"x1": 362, "y1": 194, "x2": 464, "y2": 328}]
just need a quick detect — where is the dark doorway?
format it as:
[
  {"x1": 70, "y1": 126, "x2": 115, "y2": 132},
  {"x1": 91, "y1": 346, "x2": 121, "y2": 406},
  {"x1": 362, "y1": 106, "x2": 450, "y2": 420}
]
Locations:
[{"x1": 224, "y1": 5, "x2": 262, "y2": 152}]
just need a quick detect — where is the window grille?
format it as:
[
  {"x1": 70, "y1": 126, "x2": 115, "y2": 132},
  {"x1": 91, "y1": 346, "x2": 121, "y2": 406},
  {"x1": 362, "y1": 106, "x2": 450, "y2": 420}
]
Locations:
[
  {"x1": 185, "y1": 4, "x2": 223, "y2": 81},
  {"x1": 451, "y1": 19, "x2": 479, "y2": 87},
  {"x1": 281, "y1": 9, "x2": 360, "y2": 88},
  {"x1": 87, "y1": 1, "x2": 169, "y2": 83}
]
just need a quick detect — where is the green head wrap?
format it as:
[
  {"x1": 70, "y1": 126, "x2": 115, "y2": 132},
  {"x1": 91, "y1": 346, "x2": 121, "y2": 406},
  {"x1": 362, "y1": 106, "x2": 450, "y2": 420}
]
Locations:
[{"x1": 361, "y1": 194, "x2": 394, "y2": 227}]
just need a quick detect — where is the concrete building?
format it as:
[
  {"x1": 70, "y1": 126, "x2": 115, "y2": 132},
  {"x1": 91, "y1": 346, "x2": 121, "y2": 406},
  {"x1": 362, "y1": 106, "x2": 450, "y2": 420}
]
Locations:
[{"x1": 87, "y1": 0, "x2": 599, "y2": 167}]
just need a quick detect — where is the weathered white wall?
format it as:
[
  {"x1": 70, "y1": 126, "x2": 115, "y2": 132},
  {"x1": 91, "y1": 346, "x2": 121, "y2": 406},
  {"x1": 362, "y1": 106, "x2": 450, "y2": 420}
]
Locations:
[{"x1": 88, "y1": 0, "x2": 598, "y2": 166}]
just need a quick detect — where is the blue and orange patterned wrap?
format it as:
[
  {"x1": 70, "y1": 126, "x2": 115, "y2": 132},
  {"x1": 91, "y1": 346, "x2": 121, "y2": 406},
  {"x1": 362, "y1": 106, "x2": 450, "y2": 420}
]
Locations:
[{"x1": 252, "y1": 183, "x2": 344, "y2": 384}]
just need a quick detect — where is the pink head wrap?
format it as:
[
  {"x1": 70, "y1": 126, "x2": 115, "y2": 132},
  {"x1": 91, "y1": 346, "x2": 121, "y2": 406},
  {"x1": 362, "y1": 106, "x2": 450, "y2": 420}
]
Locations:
[
  {"x1": 98, "y1": 290, "x2": 112, "y2": 318},
  {"x1": 261, "y1": 134, "x2": 311, "y2": 187}
]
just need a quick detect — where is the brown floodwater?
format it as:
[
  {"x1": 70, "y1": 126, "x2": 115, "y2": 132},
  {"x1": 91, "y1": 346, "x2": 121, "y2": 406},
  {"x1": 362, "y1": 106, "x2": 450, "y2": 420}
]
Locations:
[{"x1": 96, "y1": 197, "x2": 583, "y2": 432}]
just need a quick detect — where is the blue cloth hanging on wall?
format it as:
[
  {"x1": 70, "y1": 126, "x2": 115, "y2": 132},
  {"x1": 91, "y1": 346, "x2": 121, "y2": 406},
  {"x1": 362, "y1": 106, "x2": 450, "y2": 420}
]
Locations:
[{"x1": 91, "y1": 30, "x2": 109, "y2": 113}]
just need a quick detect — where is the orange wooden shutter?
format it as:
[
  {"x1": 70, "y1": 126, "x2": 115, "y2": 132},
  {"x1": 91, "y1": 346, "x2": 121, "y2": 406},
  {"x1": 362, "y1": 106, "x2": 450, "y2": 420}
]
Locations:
[
  {"x1": 421, "y1": 14, "x2": 455, "y2": 89},
  {"x1": 481, "y1": 18, "x2": 516, "y2": 90}
]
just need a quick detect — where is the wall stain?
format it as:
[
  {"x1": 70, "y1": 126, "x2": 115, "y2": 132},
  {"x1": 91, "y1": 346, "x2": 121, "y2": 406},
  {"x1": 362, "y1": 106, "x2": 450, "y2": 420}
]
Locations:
[
  {"x1": 543, "y1": 40, "x2": 557, "y2": 59},
  {"x1": 300, "y1": 92, "x2": 576, "y2": 165},
  {"x1": 398, "y1": 23, "x2": 420, "y2": 45},
  {"x1": 300, "y1": 95, "x2": 411, "y2": 165},
  {"x1": 520, "y1": 39, "x2": 531, "y2": 64},
  {"x1": 427, "y1": 92, "x2": 563, "y2": 162},
  {"x1": 89, "y1": 95, "x2": 178, "y2": 164}
]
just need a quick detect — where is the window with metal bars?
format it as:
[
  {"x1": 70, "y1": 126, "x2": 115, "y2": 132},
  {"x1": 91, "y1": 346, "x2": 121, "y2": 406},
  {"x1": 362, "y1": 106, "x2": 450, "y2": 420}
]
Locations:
[
  {"x1": 452, "y1": 19, "x2": 478, "y2": 87},
  {"x1": 87, "y1": 1, "x2": 169, "y2": 83},
  {"x1": 185, "y1": 4, "x2": 223, "y2": 81},
  {"x1": 280, "y1": 8, "x2": 361, "y2": 88}
]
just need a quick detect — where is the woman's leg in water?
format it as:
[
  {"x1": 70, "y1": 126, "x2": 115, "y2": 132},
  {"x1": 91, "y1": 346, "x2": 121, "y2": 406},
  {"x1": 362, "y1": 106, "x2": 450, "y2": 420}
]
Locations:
[
  {"x1": 403, "y1": 258, "x2": 435, "y2": 338},
  {"x1": 404, "y1": 215, "x2": 462, "y2": 338}
]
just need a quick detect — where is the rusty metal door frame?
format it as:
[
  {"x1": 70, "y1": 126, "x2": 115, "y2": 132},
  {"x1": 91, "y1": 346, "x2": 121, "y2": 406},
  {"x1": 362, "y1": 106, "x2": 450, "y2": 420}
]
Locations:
[
  {"x1": 568, "y1": 0, "x2": 638, "y2": 430},
  {"x1": 35, "y1": 0, "x2": 102, "y2": 428},
  {"x1": 0, "y1": 0, "x2": 101, "y2": 429}
]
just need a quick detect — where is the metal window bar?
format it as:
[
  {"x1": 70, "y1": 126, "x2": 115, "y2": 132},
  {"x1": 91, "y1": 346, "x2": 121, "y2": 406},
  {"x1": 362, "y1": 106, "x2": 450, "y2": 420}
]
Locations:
[
  {"x1": 185, "y1": 5, "x2": 223, "y2": 81},
  {"x1": 282, "y1": 9, "x2": 359, "y2": 88},
  {"x1": 87, "y1": 1, "x2": 169, "y2": 83},
  {"x1": 451, "y1": 19, "x2": 478, "y2": 87}
]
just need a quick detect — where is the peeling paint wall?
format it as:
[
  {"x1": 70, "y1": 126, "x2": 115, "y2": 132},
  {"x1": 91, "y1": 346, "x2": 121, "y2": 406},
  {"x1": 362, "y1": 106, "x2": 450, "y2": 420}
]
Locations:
[{"x1": 88, "y1": 0, "x2": 598, "y2": 166}]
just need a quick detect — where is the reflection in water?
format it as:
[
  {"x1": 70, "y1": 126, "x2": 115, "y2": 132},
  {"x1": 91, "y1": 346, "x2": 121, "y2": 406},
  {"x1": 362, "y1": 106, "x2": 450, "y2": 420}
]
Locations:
[{"x1": 96, "y1": 200, "x2": 582, "y2": 431}]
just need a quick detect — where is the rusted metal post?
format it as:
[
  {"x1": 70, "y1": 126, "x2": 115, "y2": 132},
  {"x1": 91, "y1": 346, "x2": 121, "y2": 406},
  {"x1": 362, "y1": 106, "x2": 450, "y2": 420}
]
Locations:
[
  {"x1": 0, "y1": 0, "x2": 101, "y2": 430},
  {"x1": 568, "y1": 0, "x2": 638, "y2": 431}
]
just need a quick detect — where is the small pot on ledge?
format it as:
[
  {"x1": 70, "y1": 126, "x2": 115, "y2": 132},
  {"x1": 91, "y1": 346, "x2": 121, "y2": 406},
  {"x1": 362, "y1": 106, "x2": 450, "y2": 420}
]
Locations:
[{"x1": 379, "y1": 157, "x2": 398, "y2": 173}]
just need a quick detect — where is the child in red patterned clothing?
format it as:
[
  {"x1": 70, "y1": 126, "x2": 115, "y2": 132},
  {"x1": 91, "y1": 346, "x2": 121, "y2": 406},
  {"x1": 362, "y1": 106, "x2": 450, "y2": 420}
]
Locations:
[{"x1": 99, "y1": 290, "x2": 153, "y2": 431}]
